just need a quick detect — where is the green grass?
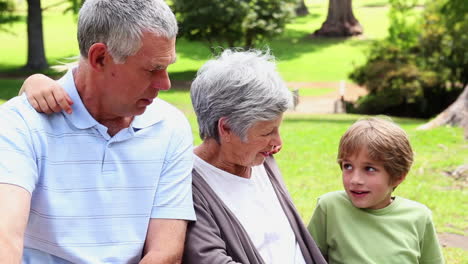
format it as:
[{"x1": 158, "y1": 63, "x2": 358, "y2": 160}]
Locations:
[
  {"x1": 0, "y1": 0, "x2": 393, "y2": 82},
  {"x1": 295, "y1": 87, "x2": 335, "y2": 97},
  {"x1": 0, "y1": 79, "x2": 23, "y2": 104}
]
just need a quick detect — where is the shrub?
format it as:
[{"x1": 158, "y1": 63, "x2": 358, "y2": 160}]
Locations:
[
  {"x1": 349, "y1": 0, "x2": 467, "y2": 118},
  {"x1": 172, "y1": 0, "x2": 296, "y2": 50}
]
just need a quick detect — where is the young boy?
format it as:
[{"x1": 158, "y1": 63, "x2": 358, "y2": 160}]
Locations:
[{"x1": 308, "y1": 117, "x2": 444, "y2": 264}]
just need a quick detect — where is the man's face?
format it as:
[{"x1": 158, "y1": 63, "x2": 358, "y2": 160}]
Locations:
[{"x1": 101, "y1": 32, "x2": 176, "y2": 118}]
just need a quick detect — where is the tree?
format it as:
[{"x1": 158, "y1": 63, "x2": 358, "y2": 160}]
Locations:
[
  {"x1": 24, "y1": 0, "x2": 48, "y2": 71},
  {"x1": 172, "y1": 0, "x2": 296, "y2": 50},
  {"x1": 295, "y1": 0, "x2": 309, "y2": 16},
  {"x1": 417, "y1": 0, "x2": 468, "y2": 137},
  {"x1": 313, "y1": 0, "x2": 362, "y2": 37},
  {"x1": 417, "y1": 86, "x2": 468, "y2": 139}
]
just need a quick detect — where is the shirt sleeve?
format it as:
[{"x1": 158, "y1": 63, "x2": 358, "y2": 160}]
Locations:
[
  {"x1": 150, "y1": 114, "x2": 195, "y2": 221},
  {"x1": 307, "y1": 197, "x2": 328, "y2": 258},
  {"x1": 0, "y1": 98, "x2": 38, "y2": 193},
  {"x1": 420, "y1": 211, "x2": 445, "y2": 264}
]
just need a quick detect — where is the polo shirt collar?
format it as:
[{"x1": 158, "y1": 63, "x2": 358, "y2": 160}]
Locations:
[
  {"x1": 58, "y1": 68, "x2": 99, "y2": 130},
  {"x1": 131, "y1": 99, "x2": 164, "y2": 129}
]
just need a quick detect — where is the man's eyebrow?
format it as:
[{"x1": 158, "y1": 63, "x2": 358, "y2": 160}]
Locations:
[{"x1": 151, "y1": 56, "x2": 177, "y2": 68}]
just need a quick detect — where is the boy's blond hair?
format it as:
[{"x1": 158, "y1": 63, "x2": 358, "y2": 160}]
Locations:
[{"x1": 337, "y1": 117, "x2": 414, "y2": 183}]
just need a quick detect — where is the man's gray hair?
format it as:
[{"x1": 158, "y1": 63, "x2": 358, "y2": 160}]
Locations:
[
  {"x1": 191, "y1": 49, "x2": 293, "y2": 143},
  {"x1": 78, "y1": 0, "x2": 178, "y2": 63}
]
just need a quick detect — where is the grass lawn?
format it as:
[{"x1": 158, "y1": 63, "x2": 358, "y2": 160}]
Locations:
[
  {"x1": 0, "y1": 0, "x2": 392, "y2": 82},
  {"x1": 296, "y1": 87, "x2": 335, "y2": 97}
]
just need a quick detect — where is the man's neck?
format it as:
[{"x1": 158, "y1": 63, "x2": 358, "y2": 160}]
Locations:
[
  {"x1": 73, "y1": 64, "x2": 133, "y2": 137},
  {"x1": 100, "y1": 117, "x2": 134, "y2": 136}
]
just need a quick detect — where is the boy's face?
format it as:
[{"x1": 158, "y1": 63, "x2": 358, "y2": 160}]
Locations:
[{"x1": 341, "y1": 148, "x2": 404, "y2": 210}]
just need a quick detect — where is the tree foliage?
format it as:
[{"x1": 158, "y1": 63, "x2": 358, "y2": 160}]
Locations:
[
  {"x1": 349, "y1": 0, "x2": 468, "y2": 118},
  {"x1": 0, "y1": 0, "x2": 18, "y2": 29},
  {"x1": 172, "y1": 0, "x2": 296, "y2": 50}
]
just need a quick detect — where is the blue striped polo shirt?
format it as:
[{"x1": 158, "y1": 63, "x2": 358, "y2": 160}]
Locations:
[{"x1": 0, "y1": 69, "x2": 195, "y2": 263}]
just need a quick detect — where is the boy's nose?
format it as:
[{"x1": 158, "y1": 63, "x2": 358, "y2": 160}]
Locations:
[{"x1": 350, "y1": 172, "x2": 364, "y2": 185}]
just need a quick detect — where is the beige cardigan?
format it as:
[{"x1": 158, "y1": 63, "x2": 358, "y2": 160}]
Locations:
[{"x1": 183, "y1": 156, "x2": 327, "y2": 264}]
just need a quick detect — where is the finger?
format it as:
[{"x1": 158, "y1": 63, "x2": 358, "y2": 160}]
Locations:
[
  {"x1": 28, "y1": 97, "x2": 40, "y2": 112},
  {"x1": 36, "y1": 96, "x2": 54, "y2": 114},
  {"x1": 53, "y1": 87, "x2": 73, "y2": 114},
  {"x1": 66, "y1": 94, "x2": 74, "y2": 106},
  {"x1": 45, "y1": 91, "x2": 62, "y2": 113}
]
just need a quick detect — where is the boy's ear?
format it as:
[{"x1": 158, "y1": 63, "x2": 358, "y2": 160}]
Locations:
[{"x1": 392, "y1": 173, "x2": 407, "y2": 188}]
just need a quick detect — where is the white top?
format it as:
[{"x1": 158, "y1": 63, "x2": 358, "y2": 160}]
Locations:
[
  {"x1": 0, "y1": 69, "x2": 195, "y2": 263},
  {"x1": 194, "y1": 155, "x2": 306, "y2": 264}
]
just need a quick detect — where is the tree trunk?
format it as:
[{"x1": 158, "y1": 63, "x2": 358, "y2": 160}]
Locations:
[
  {"x1": 313, "y1": 0, "x2": 363, "y2": 37},
  {"x1": 295, "y1": 0, "x2": 309, "y2": 16},
  {"x1": 417, "y1": 85, "x2": 468, "y2": 139},
  {"x1": 24, "y1": 0, "x2": 48, "y2": 71}
]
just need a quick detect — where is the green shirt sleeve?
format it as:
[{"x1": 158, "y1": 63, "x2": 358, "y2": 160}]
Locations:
[
  {"x1": 420, "y1": 212, "x2": 445, "y2": 264},
  {"x1": 308, "y1": 198, "x2": 328, "y2": 259}
]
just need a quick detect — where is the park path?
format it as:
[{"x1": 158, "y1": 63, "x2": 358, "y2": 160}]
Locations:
[
  {"x1": 172, "y1": 80, "x2": 369, "y2": 114},
  {"x1": 286, "y1": 81, "x2": 368, "y2": 114}
]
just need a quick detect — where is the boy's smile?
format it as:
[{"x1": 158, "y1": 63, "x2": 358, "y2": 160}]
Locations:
[{"x1": 341, "y1": 147, "x2": 404, "y2": 210}]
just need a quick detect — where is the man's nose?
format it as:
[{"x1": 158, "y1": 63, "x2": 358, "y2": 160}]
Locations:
[{"x1": 151, "y1": 70, "x2": 171, "y2": 91}]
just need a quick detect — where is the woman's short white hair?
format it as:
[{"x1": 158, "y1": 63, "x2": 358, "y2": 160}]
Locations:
[
  {"x1": 191, "y1": 49, "x2": 293, "y2": 143},
  {"x1": 78, "y1": 0, "x2": 177, "y2": 63}
]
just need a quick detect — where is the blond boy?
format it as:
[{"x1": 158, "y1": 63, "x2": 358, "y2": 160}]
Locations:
[{"x1": 308, "y1": 117, "x2": 444, "y2": 263}]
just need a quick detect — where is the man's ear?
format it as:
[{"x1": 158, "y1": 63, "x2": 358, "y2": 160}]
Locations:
[
  {"x1": 87, "y1": 43, "x2": 109, "y2": 71},
  {"x1": 218, "y1": 117, "x2": 231, "y2": 143}
]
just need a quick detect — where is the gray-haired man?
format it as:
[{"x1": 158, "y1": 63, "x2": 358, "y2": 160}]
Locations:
[{"x1": 0, "y1": 0, "x2": 195, "y2": 263}]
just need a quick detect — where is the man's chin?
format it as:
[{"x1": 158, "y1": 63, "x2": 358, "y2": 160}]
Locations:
[{"x1": 134, "y1": 107, "x2": 147, "y2": 116}]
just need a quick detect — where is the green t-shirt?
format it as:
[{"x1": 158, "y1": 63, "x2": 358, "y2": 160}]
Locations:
[{"x1": 308, "y1": 191, "x2": 444, "y2": 264}]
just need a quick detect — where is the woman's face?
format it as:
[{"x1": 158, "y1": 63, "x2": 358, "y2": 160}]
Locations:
[{"x1": 224, "y1": 115, "x2": 283, "y2": 168}]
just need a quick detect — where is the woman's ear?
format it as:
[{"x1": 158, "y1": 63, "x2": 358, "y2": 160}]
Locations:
[
  {"x1": 218, "y1": 117, "x2": 231, "y2": 143},
  {"x1": 87, "y1": 43, "x2": 108, "y2": 71}
]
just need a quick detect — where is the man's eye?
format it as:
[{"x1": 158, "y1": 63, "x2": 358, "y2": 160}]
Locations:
[{"x1": 147, "y1": 67, "x2": 164, "y2": 73}]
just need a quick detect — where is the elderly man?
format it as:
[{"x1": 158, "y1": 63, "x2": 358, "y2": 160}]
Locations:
[{"x1": 0, "y1": 0, "x2": 195, "y2": 263}]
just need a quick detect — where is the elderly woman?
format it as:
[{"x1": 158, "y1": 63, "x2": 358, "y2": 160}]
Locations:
[{"x1": 19, "y1": 50, "x2": 326, "y2": 264}]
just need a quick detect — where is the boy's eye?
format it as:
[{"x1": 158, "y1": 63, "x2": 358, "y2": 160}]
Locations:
[
  {"x1": 365, "y1": 166, "x2": 376, "y2": 172},
  {"x1": 343, "y1": 163, "x2": 352, "y2": 170}
]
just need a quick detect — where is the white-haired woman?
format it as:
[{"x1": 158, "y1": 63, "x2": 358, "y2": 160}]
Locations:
[{"x1": 19, "y1": 50, "x2": 326, "y2": 264}]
